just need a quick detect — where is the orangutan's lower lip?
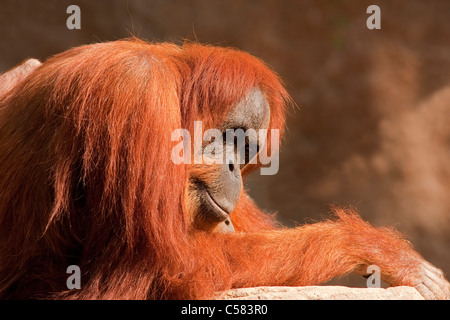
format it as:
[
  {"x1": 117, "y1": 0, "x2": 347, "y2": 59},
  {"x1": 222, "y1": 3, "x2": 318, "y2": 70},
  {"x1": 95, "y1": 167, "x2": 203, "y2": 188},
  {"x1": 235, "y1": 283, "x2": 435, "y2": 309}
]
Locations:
[{"x1": 204, "y1": 189, "x2": 230, "y2": 218}]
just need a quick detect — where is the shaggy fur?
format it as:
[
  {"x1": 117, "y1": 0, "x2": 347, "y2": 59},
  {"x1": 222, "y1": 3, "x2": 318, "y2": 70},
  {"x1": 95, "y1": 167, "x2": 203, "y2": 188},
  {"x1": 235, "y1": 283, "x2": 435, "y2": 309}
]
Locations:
[{"x1": 0, "y1": 39, "x2": 439, "y2": 299}]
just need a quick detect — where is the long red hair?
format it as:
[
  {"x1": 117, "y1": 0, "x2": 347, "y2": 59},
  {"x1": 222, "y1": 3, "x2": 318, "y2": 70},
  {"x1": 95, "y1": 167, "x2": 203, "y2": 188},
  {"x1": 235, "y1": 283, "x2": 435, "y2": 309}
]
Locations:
[{"x1": 0, "y1": 38, "x2": 290, "y2": 299}]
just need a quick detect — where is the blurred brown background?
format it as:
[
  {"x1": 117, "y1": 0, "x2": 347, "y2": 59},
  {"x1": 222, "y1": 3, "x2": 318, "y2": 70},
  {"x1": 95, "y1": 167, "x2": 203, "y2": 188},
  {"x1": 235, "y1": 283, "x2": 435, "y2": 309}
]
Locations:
[{"x1": 1, "y1": 0, "x2": 449, "y2": 287}]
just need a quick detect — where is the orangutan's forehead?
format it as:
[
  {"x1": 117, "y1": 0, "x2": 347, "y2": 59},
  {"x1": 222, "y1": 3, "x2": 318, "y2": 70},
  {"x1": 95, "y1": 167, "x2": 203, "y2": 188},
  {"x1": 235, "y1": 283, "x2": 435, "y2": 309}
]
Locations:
[{"x1": 220, "y1": 87, "x2": 270, "y2": 131}]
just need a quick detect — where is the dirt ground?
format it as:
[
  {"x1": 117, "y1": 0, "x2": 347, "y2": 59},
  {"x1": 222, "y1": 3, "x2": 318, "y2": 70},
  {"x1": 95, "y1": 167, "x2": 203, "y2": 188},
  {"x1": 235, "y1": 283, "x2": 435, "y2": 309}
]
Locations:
[{"x1": 1, "y1": 0, "x2": 449, "y2": 286}]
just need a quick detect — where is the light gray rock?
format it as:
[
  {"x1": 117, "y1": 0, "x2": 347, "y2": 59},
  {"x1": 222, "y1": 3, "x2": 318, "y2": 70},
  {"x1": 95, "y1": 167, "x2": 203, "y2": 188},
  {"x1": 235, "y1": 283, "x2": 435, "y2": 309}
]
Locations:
[{"x1": 216, "y1": 286, "x2": 424, "y2": 300}]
